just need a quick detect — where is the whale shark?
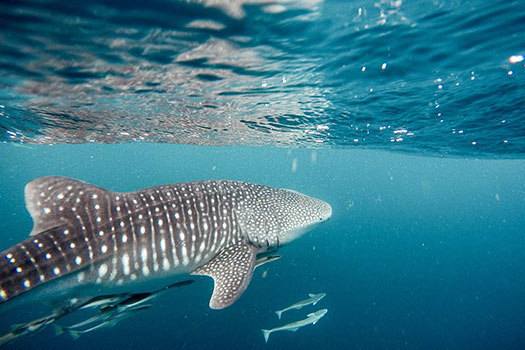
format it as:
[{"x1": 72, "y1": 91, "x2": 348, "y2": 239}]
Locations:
[{"x1": 0, "y1": 176, "x2": 331, "y2": 320}]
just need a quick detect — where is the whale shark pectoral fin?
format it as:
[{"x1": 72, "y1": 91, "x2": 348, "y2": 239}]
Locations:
[{"x1": 191, "y1": 242, "x2": 257, "y2": 310}]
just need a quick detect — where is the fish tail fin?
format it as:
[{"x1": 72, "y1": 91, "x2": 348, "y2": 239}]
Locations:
[
  {"x1": 68, "y1": 329, "x2": 82, "y2": 340},
  {"x1": 10, "y1": 323, "x2": 24, "y2": 331},
  {"x1": 53, "y1": 324, "x2": 65, "y2": 336},
  {"x1": 275, "y1": 310, "x2": 282, "y2": 319},
  {"x1": 262, "y1": 329, "x2": 272, "y2": 343}
]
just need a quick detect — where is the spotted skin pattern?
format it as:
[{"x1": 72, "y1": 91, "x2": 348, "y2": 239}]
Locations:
[{"x1": 0, "y1": 176, "x2": 331, "y2": 308}]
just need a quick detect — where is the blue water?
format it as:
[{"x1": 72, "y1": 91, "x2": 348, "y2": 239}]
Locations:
[
  {"x1": 1, "y1": 0, "x2": 524, "y2": 349},
  {"x1": 1, "y1": 144, "x2": 524, "y2": 349}
]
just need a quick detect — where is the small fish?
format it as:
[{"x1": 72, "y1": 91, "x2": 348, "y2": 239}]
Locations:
[
  {"x1": 106, "y1": 279, "x2": 195, "y2": 312},
  {"x1": 55, "y1": 305, "x2": 151, "y2": 339},
  {"x1": 56, "y1": 279, "x2": 195, "y2": 332},
  {"x1": 111, "y1": 292, "x2": 156, "y2": 312},
  {"x1": 0, "y1": 314, "x2": 56, "y2": 346},
  {"x1": 55, "y1": 307, "x2": 121, "y2": 332},
  {"x1": 79, "y1": 294, "x2": 131, "y2": 310},
  {"x1": 254, "y1": 255, "x2": 281, "y2": 269},
  {"x1": 275, "y1": 293, "x2": 326, "y2": 319},
  {"x1": 262, "y1": 309, "x2": 327, "y2": 343}
]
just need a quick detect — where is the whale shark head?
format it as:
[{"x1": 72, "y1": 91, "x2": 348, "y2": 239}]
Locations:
[{"x1": 236, "y1": 185, "x2": 332, "y2": 248}]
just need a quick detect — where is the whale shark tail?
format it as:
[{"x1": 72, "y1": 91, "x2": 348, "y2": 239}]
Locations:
[
  {"x1": 275, "y1": 310, "x2": 283, "y2": 319},
  {"x1": 262, "y1": 329, "x2": 272, "y2": 343}
]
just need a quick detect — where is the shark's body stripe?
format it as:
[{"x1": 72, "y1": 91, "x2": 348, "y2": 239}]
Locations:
[
  {"x1": 164, "y1": 201, "x2": 176, "y2": 268},
  {"x1": 18, "y1": 245, "x2": 41, "y2": 279},
  {"x1": 142, "y1": 192, "x2": 157, "y2": 272},
  {"x1": 126, "y1": 196, "x2": 140, "y2": 271}
]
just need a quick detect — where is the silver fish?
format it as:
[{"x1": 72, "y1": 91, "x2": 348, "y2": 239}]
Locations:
[
  {"x1": 79, "y1": 294, "x2": 131, "y2": 310},
  {"x1": 0, "y1": 314, "x2": 57, "y2": 346},
  {"x1": 254, "y1": 255, "x2": 281, "y2": 269},
  {"x1": 262, "y1": 309, "x2": 328, "y2": 343},
  {"x1": 275, "y1": 293, "x2": 326, "y2": 319},
  {"x1": 55, "y1": 305, "x2": 150, "y2": 339}
]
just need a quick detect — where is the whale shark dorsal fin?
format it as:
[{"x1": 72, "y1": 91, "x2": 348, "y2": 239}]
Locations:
[
  {"x1": 25, "y1": 176, "x2": 111, "y2": 236},
  {"x1": 191, "y1": 241, "x2": 257, "y2": 309},
  {"x1": 309, "y1": 293, "x2": 316, "y2": 298}
]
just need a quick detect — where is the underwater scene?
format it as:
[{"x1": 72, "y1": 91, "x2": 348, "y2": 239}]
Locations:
[{"x1": 0, "y1": 0, "x2": 524, "y2": 349}]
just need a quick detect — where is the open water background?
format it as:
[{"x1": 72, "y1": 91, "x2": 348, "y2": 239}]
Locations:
[{"x1": 0, "y1": 0, "x2": 524, "y2": 349}]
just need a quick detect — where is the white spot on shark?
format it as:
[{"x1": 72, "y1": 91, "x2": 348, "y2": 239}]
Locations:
[
  {"x1": 163, "y1": 258, "x2": 170, "y2": 271},
  {"x1": 122, "y1": 254, "x2": 130, "y2": 275},
  {"x1": 98, "y1": 264, "x2": 108, "y2": 277},
  {"x1": 77, "y1": 272, "x2": 85, "y2": 282}
]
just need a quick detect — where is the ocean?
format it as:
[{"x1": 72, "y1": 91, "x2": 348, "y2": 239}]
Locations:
[{"x1": 0, "y1": 0, "x2": 524, "y2": 349}]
